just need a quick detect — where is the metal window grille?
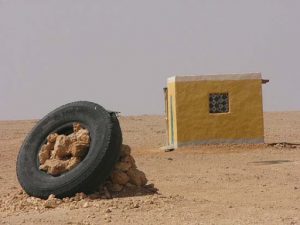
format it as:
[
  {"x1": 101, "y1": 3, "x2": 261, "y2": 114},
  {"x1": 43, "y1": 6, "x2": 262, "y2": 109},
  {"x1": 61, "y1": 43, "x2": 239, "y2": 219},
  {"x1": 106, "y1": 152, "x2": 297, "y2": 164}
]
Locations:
[{"x1": 209, "y1": 93, "x2": 229, "y2": 113}]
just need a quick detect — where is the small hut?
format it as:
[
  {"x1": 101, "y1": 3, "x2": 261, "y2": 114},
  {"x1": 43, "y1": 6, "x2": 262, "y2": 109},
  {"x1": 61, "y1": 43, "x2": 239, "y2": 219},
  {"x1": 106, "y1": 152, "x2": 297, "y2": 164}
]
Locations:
[{"x1": 164, "y1": 73, "x2": 269, "y2": 149}]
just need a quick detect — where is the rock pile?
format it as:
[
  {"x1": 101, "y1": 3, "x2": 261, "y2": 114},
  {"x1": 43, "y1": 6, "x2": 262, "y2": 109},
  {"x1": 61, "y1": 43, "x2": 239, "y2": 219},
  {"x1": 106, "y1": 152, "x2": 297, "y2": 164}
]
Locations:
[
  {"x1": 38, "y1": 123, "x2": 153, "y2": 196},
  {"x1": 104, "y1": 144, "x2": 148, "y2": 193},
  {"x1": 39, "y1": 123, "x2": 90, "y2": 176}
]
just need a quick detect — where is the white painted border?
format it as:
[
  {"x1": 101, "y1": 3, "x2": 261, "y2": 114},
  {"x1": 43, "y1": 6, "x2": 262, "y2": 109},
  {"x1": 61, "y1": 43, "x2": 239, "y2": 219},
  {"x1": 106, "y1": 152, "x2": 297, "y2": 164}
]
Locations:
[{"x1": 168, "y1": 73, "x2": 262, "y2": 83}]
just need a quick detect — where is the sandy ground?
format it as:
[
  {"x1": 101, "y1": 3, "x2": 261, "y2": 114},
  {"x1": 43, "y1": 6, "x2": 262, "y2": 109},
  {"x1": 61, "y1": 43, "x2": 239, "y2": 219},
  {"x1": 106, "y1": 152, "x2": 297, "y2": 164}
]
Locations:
[{"x1": 0, "y1": 112, "x2": 299, "y2": 225}]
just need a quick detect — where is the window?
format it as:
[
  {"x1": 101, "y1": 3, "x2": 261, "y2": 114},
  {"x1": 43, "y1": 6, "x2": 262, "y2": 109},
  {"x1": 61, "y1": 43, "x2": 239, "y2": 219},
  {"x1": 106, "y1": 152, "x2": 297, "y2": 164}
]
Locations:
[{"x1": 209, "y1": 93, "x2": 229, "y2": 113}]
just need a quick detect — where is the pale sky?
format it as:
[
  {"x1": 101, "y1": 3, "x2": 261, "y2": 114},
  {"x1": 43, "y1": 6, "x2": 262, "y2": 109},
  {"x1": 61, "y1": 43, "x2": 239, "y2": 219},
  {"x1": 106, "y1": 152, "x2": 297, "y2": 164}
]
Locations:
[{"x1": 1, "y1": 0, "x2": 299, "y2": 120}]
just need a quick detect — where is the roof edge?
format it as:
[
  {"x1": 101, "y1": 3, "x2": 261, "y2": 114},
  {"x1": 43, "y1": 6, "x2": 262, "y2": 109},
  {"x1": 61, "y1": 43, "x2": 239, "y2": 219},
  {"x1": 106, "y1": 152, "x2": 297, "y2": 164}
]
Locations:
[{"x1": 168, "y1": 73, "x2": 262, "y2": 83}]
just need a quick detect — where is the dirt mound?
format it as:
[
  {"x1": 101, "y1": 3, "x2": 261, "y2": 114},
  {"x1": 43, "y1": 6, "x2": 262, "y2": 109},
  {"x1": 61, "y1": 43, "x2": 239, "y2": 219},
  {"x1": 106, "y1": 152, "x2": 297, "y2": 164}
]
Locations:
[{"x1": 0, "y1": 188, "x2": 180, "y2": 223}]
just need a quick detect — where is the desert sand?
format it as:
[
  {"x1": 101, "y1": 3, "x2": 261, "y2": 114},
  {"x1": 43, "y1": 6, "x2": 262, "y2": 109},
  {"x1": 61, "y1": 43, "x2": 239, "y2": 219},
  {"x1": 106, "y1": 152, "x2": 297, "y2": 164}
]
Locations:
[{"x1": 0, "y1": 112, "x2": 299, "y2": 225}]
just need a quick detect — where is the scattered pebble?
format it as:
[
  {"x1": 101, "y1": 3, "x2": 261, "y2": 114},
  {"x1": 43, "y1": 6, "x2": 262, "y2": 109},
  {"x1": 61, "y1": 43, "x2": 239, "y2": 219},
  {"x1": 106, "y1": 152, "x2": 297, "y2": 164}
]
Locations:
[
  {"x1": 82, "y1": 202, "x2": 89, "y2": 208},
  {"x1": 105, "y1": 208, "x2": 112, "y2": 213}
]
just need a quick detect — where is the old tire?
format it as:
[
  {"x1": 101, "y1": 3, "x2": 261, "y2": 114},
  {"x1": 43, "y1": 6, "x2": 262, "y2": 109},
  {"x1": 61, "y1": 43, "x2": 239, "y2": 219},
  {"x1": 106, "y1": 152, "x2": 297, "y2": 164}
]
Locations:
[{"x1": 16, "y1": 101, "x2": 122, "y2": 199}]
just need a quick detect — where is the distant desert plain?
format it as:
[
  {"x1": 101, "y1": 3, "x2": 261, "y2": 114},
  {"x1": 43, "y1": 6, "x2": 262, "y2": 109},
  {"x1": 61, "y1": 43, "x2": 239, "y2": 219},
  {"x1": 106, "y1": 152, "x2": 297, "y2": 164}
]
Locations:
[{"x1": 0, "y1": 112, "x2": 299, "y2": 225}]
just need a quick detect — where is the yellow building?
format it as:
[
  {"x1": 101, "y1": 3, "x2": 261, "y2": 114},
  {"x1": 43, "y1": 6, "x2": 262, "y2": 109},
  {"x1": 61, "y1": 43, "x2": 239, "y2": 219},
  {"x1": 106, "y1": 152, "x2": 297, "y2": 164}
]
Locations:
[{"x1": 164, "y1": 73, "x2": 268, "y2": 148}]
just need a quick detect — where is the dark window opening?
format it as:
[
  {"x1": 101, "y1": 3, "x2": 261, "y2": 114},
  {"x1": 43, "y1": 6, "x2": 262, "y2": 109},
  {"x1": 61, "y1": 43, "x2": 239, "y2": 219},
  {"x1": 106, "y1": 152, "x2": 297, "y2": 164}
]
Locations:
[{"x1": 209, "y1": 93, "x2": 229, "y2": 113}]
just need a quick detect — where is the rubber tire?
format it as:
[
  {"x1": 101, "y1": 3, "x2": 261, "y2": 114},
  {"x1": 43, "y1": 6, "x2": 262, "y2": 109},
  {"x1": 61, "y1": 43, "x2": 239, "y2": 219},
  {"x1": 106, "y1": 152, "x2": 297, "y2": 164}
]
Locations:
[{"x1": 16, "y1": 101, "x2": 122, "y2": 199}]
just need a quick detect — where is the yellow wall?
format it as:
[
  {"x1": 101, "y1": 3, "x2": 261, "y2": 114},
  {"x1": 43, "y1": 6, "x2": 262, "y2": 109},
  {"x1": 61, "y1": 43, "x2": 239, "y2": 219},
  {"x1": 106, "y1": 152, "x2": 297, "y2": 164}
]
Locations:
[{"x1": 167, "y1": 77, "x2": 264, "y2": 147}]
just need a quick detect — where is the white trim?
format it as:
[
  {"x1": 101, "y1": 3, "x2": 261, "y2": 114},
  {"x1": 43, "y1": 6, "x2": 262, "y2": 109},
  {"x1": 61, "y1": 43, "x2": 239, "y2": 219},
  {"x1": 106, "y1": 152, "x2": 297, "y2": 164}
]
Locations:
[
  {"x1": 167, "y1": 76, "x2": 176, "y2": 83},
  {"x1": 174, "y1": 137, "x2": 264, "y2": 148},
  {"x1": 167, "y1": 73, "x2": 262, "y2": 83}
]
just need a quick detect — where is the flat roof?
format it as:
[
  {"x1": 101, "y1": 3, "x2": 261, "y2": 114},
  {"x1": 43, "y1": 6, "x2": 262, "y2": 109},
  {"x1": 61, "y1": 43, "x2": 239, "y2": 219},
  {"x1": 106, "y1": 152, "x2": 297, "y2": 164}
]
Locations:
[{"x1": 168, "y1": 73, "x2": 263, "y2": 83}]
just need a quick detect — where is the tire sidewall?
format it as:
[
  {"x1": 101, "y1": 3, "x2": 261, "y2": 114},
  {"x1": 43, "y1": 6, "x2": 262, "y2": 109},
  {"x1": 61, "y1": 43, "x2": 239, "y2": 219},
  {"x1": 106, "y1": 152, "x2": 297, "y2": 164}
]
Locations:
[{"x1": 16, "y1": 101, "x2": 118, "y2": 198}]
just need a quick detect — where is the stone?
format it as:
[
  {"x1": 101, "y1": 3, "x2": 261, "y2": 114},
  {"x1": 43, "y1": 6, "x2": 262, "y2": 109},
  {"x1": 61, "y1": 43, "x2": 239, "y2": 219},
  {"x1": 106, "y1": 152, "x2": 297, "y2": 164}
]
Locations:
[
  {"x1": 88, "y1": 193, "x2": 101, "y2": 200},
  {"x1": 40, "y1": 156, "x2": 81, "y2": 176},
  {"x1": 69, "y1": 143, "x2": 89, "y2": 158},
  {"x1": 40, "y1": 159, "x2": 69, "y2": 176},
  {"x1": 121, "y1": 155, "x2": 136, "y2": 169},
  {"x1": 26, "y1": 196, "x2": 40, "y2": 205},
  {"x1": 39, "y1": 162, "x2": 49, "y2": 172},
  {"x1": 73, "y1": 123, "x2": 82, "y2": 133},
  {"x1": 44, "y1": 194, "x2": 57, "y2": 208},
  {"x1": 52, "y1": 135, "x2": 70, "y2": 159},
  {"x1": 114, "y1": 161, "x2": 131, "y2": 172},
  {"x1": 127, "y1": 168, "x2": 147, "y2": 187},
  {"x1": 38, "y1": 143, "x2": 53, "y2": 164},
  {"x1": 133, "y1": 202, "x2": 139, "y2": 208},
  {"x1": 76, "y1": 192, "x2": 87, "y2": 200},
  {"x1": 44, "y1": 199, "x2": 57, "y2": 208},
  {"x1": 66, "y1": 157, "x2": 81, "y2": 171},
  {"x1": 120, "y1": 145, "x2": 131, "y2": 157},
  {"x1": 144, "y1": 199, "x2": 154, "y2": 205},
  {"x1": 63, "y1": 197, "x2": 70, "y2": 203},
  {"x1": 103, "y1": 187, "x2": 112, "y2": 199},
  {"x1": 111, "y1": 170, "x2": 130, "y2": 185},
  {"x1": 144, "y1": 183, "x2": 158, "y2": 192},
  {"x1": 109, "y1": 184, "x2": 123, "y2": 192},
  {"x1": 105, "y1": 208, "x2": 112, "y2": 213},
  {"x1": 82, "y1": 202, "x2": 89, "y2": 208},
  {"x1": 47, "y1": 133, "x2": 58, "y2": 143},
  {"x1": 144, "y1": 183, "x2": 154, "y2": 189},
  {"x1": 75, "y1": 129, "x2": 90, "y2": 144},
  {"x1": 48, "y1": 194, "x2": 56, "y2": 199},
  {"x1": 67, "y1": 133, "x2": 77, "y2": 143},
  {"x1": 125, "y1": 183, "x2": 136, "y2": 188}
]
